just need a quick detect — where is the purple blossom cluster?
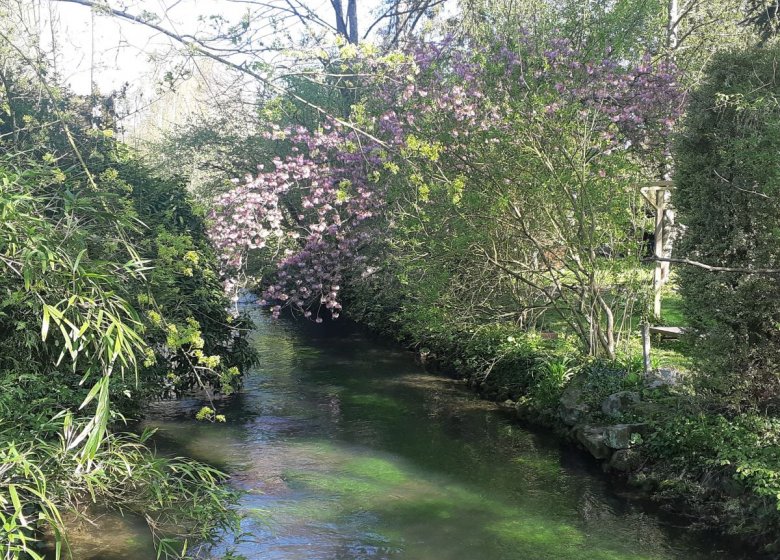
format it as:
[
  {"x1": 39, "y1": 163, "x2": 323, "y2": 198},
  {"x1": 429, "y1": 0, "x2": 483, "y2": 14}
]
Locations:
[
  {"x1": 209, "y1": 124, "x2": 386, "y2": 320},
  {"x1": 393, "y1": 33, "x2": 682, "y2": 157},
  {"x1": 401, "y1": 43, "x2": 502, "y2": 140},
  {"x1": 539, "y1": 44, "x2": 684, "y2": 156},
  {"x1": 209, "y1": 30, "x2": 684, "y2": 321}
]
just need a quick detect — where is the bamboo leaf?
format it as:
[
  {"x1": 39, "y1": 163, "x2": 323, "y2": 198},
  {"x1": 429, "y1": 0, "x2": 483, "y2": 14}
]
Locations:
[
  {"x1": 41, "y1": 305, "x2": 50, "y2": 341},
  {"x1": 8, "y1": 485, "x2": 27, "y2": 527}
]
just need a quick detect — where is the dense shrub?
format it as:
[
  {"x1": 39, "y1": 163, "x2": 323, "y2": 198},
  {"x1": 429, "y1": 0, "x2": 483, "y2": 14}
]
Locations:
[
  {"x1": 674, "y1": 46, "x2": 780, "y2": 406},
  {"x1": 647, "y1": 412, "x2": 780, "y2": 545},
  {"x1": 0, "y1": 55, "x2": 253, "y2": 557}
]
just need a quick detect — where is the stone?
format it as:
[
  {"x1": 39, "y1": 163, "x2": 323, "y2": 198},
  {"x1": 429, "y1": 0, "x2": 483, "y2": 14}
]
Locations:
[
  {"x1": 560, "y1": 384, "x2": 590, "y2": 426},
  {"x1": 603, "y1": 423, "x2": 647, "y2": 449},
  {"x1": 576, "y1": 426, "x2": 611, "y2": 459},
  {"x1": 601, "y1": 391, "x2": 640, "y2": 417},
  {"x1": 644, "y1": 368, "x2": 681, "y2": 389},
  {"x1": 629, "y1": 400, "x2": 660, "y2": 417},
  {"x1": 609, "y1": 448, "x2": 644, "y2": 472}
]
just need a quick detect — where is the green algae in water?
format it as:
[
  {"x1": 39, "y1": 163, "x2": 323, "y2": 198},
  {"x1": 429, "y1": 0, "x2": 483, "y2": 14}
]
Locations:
[
  {"x1": 345, "y1": 392, "x2": 408, "y2": 414},
  {"x1": 342, "y1": 457, "x2": 409, "y2": 485},
  {"x1": 510, "y1": 455, "x2": 564, "y2": 482},
  {"x1": 285, "y1": 471, "x2": 386, "y2": 497},
  {"x1": 71, "y1": 310, "x2": 750, "y2": 560}
]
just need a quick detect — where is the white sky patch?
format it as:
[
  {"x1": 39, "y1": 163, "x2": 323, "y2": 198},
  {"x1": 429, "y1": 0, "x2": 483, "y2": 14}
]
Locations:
[
  {"x1": 26, "y1": 0, "x2": 455, "y2": 140},
  {"x1": 48, "y1": 1, "x2": 256, "y2": 94},
  {"x1": 45, "y1": 0, "x2": 385, "y2": 95}
]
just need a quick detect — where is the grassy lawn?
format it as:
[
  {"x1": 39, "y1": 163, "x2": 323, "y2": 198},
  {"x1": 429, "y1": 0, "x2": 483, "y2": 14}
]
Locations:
[{"x1": 659, "y1": 287, "x2": 686, "y2": 327}]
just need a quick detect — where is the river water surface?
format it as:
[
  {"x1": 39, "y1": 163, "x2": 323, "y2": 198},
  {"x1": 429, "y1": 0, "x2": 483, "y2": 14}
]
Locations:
[{"x1": 66, "y1": 309, "x2": 747, "y2": 559}]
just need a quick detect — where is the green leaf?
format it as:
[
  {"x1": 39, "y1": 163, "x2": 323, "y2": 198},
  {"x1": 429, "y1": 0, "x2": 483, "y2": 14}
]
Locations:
[
  {"x1": 41, "y1": 305, "x2": 50, "y2": 341},
  {"x1": 8, "y1": 485, "x2": 26, "y2": 527}
]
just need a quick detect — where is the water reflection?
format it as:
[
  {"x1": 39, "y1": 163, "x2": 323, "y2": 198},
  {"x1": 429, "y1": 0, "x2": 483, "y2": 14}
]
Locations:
[{"x1": 59, "y1": 310, "x2": 745, "y2": 559}]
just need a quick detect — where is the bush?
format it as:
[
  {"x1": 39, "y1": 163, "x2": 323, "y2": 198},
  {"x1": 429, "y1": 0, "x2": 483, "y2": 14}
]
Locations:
[
  {"x1": 646, "y1": 412, "x2": 780, "y2": 543},
  {"x1": 0, "y1": 52, "x2": 253, "y2": 557},
  {"x1": 674, "y1": 46, "x2": 780, "y2": 406}
]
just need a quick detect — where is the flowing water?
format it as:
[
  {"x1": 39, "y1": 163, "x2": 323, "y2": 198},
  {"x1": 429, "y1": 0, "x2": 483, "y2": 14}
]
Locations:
[{"x1": 63, "y1": 309, "x2": 748, "y2": 559}]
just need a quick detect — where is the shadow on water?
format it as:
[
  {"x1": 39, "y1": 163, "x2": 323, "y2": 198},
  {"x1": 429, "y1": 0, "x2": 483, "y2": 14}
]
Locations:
[{"x1": 59, "y1": 308, "x2": 753, "y2": 559}]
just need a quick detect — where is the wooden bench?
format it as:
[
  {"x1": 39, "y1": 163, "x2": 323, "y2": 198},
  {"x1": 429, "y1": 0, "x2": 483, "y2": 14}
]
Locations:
[{"x1": 649, "y1": 326, "x2": 686, "y2": 339}]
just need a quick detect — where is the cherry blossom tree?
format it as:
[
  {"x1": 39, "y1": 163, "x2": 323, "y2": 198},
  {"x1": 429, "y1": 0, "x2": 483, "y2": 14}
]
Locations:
[{"x1": 208, "y1": 30, "x2": 683, "y2": 357}]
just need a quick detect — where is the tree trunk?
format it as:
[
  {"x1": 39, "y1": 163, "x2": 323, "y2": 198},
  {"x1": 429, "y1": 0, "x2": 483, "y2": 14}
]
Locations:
[
  {"x1": 347, "y1": 0, "x2": 359, "y2": 44},
  {"x1": 668, "y1": 0, "x2": 679, "y2": 51},
  {"x1": 331, "y1": 0, "x2": 348, "y2": 39}
]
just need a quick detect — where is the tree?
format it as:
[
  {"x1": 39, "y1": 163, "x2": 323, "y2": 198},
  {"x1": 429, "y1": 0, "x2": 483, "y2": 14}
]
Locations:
[
  {"x1": 0, "y1": 15, "x2": 252, "y2": 555},
  {"x1": 744, "y1": 0, "x2": 780, "y2": 43},
  {"x1": 372, "y1": 33, "x2": 682, "y2": 358},
  {"x1": 203, "y1": 28, "x2": 682, "y2": 360}
]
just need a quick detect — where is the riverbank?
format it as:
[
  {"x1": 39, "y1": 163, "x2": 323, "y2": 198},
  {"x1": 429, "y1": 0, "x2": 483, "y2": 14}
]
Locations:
[{"x1": 342, "y1": 292, "x2": 780, "y2": 556}]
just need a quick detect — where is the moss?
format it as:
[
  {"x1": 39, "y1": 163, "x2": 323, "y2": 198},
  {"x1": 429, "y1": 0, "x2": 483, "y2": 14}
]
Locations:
[{"x1": 510, "y1": 455, "x2": 564, "y2": 482}]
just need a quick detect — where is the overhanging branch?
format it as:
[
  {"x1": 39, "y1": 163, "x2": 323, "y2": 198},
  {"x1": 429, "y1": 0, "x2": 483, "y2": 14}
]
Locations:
[
  {"x1": 645, "y1": 256, "x2": 780, "y2": 274},
  {"x1": 53, "y1": 0, "x2": 392, "y2": 149}
]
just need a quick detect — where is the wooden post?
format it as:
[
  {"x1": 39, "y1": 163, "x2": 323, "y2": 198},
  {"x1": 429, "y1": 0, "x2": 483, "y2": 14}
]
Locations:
[
  {"x1": 641, "y1": 321, "x2": 652, "y2": 376},
  {"x1": 653, "y1": 189, "x2": 666, "y2": 319},
  {"x1": 638, "y1": 182, "x2": 674, "y2": 321}
]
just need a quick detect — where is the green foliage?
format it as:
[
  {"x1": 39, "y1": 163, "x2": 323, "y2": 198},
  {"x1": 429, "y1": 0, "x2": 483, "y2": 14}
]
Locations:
[
  {"x1": 578, "y1": 361, "x2": 642, "y2": 410},
  {"x1": 0, "y1": 421, "x2": 240, "y2": 560},
  {"x1": 528, "y1": 356, "x2": 580, "y2": 410},
  {"x1": 647, "y1": 411, "x2": 780, "y2": 540},
  {"x1": 674, "y1": 45, "x2": 780, "y2": 407},
  {"x1": 0, "y1": 49, "x2": 253, "y2": 557},
  {"x1": 346, "y1": 279, "x2": 579, "y2": 403},
  {"x1": 744, "y1": 0, "x2": 780, "y2": 44},
  {"x1": 556, "y1": 0, "x2": 667, "y2": 58},
  {"x1": 144, "y1": 112, "x2": 281, "y2": 199}
]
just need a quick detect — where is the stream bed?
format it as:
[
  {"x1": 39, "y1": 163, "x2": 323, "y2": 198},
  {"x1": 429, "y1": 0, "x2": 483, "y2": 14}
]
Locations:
[{"x1": 64, "y1": 309, "x2": 749, "y2": 559}]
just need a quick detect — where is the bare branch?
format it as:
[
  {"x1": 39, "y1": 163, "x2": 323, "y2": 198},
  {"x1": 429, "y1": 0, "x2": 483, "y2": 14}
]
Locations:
[
  {"x1": 52, "y1": 0, "x2": 393, "y2": 148},
  {"x1": 645, "y1": 256, "x2": 780, "y2": 274}
]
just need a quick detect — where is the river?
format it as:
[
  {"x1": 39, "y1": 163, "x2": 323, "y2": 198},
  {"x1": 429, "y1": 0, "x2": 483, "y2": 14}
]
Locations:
[{"x1": 62, "y1": 308, "x2": 747, "y2": 559}]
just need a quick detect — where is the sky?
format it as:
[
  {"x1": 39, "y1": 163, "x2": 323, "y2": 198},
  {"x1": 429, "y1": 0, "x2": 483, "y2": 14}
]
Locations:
[
  {"x1": 24, "y1": 0, "x2": 454, "y2": 140},
  {"x1": 44, "y1": 0, "x2": 383, "y2": 95},
  {"x1": 49, "y1": 0, "x2": 273, "y2": 95}
]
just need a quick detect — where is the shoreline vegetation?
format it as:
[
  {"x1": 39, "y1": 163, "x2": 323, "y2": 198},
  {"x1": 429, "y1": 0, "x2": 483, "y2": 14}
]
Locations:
[{"x1": 0, "y1": 49, "x2": 255, "y2": 557}]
